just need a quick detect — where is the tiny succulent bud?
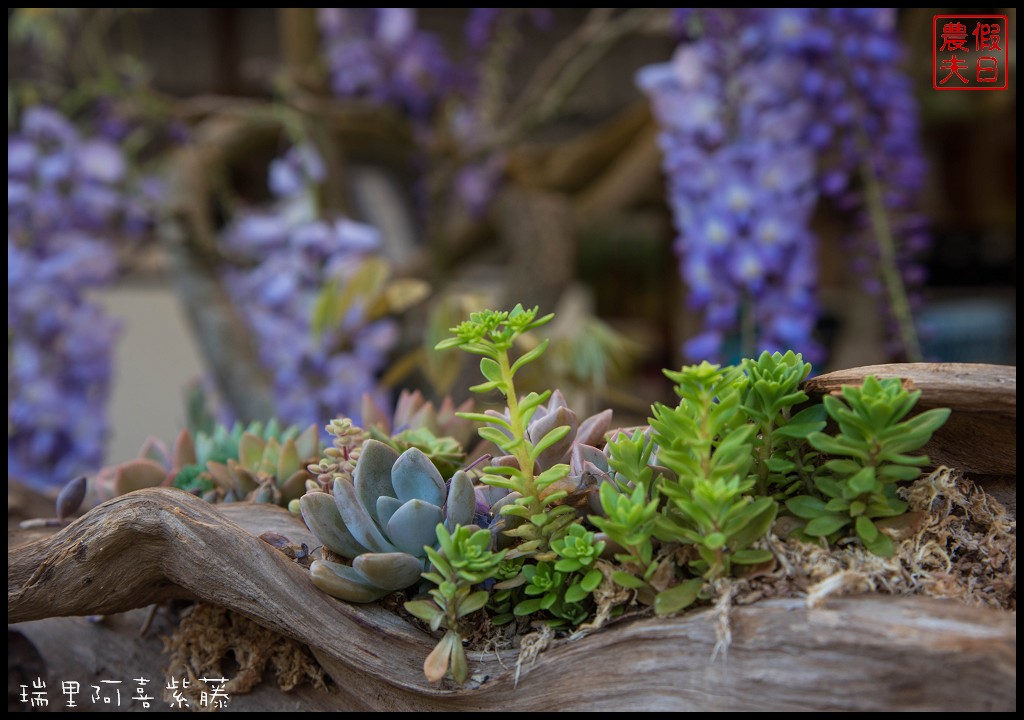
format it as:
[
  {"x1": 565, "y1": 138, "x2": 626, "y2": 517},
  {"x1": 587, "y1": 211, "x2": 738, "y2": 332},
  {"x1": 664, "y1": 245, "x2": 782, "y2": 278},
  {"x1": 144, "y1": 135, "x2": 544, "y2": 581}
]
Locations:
[{"x1": 56, "y1": 475, "x2": 87, "y2": 522}]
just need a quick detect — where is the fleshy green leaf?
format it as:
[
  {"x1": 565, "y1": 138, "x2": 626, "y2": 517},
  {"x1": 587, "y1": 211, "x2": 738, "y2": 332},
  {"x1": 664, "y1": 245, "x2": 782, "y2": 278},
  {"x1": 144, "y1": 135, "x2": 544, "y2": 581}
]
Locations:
[
  {"x1": 855, "y1": 515, "x2": 878, "y2": 543},
  {"x1": 786, "y1": 495, "x2": 828, "y2": 519},
  {"x1": 611, "y1": 570, "x2": 647, "y2": 590},
  {"x1": 732, "y1": 549, "x2": 773, "y2": 564},
  {"x1": 804, "y1": 514, "x2": 850, "y2": 537},
  {"x1": 654, "y1": 578, "x2": 702, "y2": 616}
]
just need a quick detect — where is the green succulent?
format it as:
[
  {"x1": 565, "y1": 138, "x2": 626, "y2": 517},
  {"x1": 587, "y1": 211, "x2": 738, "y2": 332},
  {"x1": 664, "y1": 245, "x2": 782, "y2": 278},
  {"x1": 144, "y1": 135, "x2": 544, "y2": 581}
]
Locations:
[
  {"x1": 739, "y1": 351, "x2": 826, "y2": 497},
  {"x1": 204, "y1": 424, "x2": 319, "y2": 505},
  {"x1": 363, "y1": 389, "x2": 476, "y2": 479},
  {"x1": 405, "y1": 524, "x2": 506, "y2": 684},
  {"x1": 786, "y1": 376, "x2": 950, "y2": 556},
  {"x1": 301, "y1": 439, "x2": 477, "y2": 602}
]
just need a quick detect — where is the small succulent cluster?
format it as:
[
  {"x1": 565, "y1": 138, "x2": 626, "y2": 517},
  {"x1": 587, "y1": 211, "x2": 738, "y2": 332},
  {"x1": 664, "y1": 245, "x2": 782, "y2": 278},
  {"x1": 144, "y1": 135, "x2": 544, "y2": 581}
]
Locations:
[
  {"x1": 362, "y1": 390, "x2": 477, "y2": 479},
  {"x1": 93, "y1": 420, "x2": 319, "y2": 506},
  {"x1": 296, "y1": 306, "x2": 950, "y2": 685}
]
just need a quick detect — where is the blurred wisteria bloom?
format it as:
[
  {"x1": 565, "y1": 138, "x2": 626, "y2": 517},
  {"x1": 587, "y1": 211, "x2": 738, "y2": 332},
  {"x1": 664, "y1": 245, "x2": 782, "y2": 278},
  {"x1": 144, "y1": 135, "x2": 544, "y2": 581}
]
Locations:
[
  {"x1": 221, "y1": 142, "x2": 397, "y2": 428},
  {"x1": 641, "y1": 8, "x2": 930, "y2": 362},
  {"x1": 317, "y1": 8, "x2": 452, "y2": 119},
  {"x1": 7, "y1": 106, "x2": 157, "y2": 488}
]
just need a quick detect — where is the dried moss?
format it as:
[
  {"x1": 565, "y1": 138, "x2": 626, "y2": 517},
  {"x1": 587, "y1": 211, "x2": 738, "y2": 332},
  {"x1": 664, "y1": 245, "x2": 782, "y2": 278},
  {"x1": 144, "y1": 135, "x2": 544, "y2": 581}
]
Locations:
[{"x1": 162, "y1": 603, "x2": 327, "y2": 707}]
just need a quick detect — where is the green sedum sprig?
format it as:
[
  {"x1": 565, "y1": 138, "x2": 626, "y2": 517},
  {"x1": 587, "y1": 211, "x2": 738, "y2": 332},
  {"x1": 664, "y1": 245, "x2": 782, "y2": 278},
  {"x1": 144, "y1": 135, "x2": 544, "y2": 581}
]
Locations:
[
  {"x1": 650, "y1": 362, "x2": 776, "y2": 581},
  {"x1": 786, "y1": 376, "x2": 950, "y2": 556},
  {"x1": 739, "y1": 351, "x2": 826, "y2": 497},
  {"x1": 510, "y1": 524, "x2": 605, "y2": 627},
  {"x1": 405, "y1": 524, "x2": 506, "y2": 684},
  {"x1": 436, "y1": 304, "x2": 573, "y2": 560}
]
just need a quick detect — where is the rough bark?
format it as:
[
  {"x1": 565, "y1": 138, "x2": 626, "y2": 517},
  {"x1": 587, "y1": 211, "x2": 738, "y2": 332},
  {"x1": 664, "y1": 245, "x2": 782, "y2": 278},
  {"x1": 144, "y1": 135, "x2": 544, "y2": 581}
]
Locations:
[{"x1": 7, "y1": 489, "x2": 1015, "y2": 711}]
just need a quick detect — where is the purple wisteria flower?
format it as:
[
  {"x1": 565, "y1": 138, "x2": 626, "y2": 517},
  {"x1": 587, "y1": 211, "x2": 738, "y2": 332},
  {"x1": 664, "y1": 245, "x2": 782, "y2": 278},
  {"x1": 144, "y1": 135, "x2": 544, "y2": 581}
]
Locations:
[
  {"x1": 639, "y1": 25, "x2": 824, "y2": 363},
  {"x1": 221, "y1": 142, "x2": 397, "y2": 428},
  {"x1": 8, "y1": 106, "x2": 156, "y2": 488},
  {"x1": 641, "y1": 8, "x2": 930, "y2": 362},
  {"x1": 317, "y1": 8, "x2": 452, "y2": 119}
]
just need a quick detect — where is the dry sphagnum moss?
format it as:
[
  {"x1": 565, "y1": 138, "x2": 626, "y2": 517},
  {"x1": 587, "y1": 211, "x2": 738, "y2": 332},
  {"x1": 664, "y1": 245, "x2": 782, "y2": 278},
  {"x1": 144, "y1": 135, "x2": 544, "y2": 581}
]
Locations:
[{"x1": 162, "y1": 603, "x2": 326, "y2": 708}]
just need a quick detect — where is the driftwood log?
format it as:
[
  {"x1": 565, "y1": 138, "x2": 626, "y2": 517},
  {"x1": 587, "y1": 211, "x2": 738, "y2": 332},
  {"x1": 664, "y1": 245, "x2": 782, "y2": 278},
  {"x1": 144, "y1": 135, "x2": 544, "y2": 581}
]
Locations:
[{"x1": 8, "y1": 488, "x2": 1015, "y2": 711}]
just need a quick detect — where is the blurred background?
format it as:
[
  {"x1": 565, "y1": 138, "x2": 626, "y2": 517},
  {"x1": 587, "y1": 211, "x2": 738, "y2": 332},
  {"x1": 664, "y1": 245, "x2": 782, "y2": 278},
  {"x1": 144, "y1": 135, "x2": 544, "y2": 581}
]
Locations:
[{"x1": 7, "y1": 8, "x2": 1016, "y2": 488}]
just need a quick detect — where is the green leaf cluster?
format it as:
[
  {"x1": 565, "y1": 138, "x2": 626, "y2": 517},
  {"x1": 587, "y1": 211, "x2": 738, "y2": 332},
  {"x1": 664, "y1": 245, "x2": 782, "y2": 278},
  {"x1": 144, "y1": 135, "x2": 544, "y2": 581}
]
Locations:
[
  {"x1": 739, "y1": 351, "x2": 825, "y2": 497},
  {"x1": 650, "y1": 361, "x2": 776, "y2": 581},
  {"x1": 508, "y1": 524, "x2": 605, "y2": 626},
  {"x1": 404, "y1": 524, "x2": 506, "y2": 684},
  {"x1": 436, "y1": 304, "x2": 571, "y2": 559},
  {"x1": 786, "y1": 376, "x2": 950, "y2": 556}
]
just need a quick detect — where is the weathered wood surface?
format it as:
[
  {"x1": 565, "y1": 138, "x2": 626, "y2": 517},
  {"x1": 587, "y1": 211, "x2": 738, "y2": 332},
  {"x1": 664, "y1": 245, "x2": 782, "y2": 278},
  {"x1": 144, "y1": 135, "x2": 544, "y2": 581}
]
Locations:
[
  {"x1": 804, "y1": 363, "x2": 1016, "y2": 476},
  {"x1": 8, "y1": 489, "x2": 1015, "y2": 711}
]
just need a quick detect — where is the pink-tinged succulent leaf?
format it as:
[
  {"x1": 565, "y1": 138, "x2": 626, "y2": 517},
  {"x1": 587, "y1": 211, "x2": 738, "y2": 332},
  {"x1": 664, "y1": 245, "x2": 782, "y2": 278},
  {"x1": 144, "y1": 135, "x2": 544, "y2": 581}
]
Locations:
[
  {"x1": 205, "y1": 462, "x2": 234, "y2": 492},
  {"x1": 238, "y1": 432, "x2": 265, "y2": 471},
  {"x1": 361, "y1": 393, "x2": 393, "y2": 434},
  {"x1": 423, "y1": 631, "x2": 458, "y2": 683},
  {"x1": 577, "y1": 409, "x2": 613, "y2": 448},
  {"x1": 138, "y1": 436, "x2": 171, "y2": 468},
  {"x1": 530, "y1": 406, "x2": 577, "y2": 470},
  {"x1": 114, "y1": 459, "x2": 169, "y2": 496},
  {"x1": 171, "y1": 428, "x2": 197, "y2": 470}
]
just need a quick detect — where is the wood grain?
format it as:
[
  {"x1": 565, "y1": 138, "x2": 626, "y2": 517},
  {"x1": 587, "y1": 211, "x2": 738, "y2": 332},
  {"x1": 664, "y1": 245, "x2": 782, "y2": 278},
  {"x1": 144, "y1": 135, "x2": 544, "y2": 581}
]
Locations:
[{"x1": 7, "y1": 488, "x2": 1015, "y2": 711}]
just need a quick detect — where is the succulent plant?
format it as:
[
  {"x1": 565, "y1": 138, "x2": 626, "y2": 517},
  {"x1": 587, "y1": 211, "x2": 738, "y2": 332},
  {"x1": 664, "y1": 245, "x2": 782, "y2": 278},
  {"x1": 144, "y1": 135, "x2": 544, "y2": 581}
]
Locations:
[
  {"x1": 306, "y1": 417, "x2": 369, "y2": 495},
  {"x1": 92, "y1": 429, "x2": 194, "y2": 501},
  {"x1": 486, "y1": 390, "x2": 611, "y2": 474},
  {"x1": 93, "y1": 420, "x2": 318, "y2": 506},
  {"x1": 301, "y1": 439, "x2": 477, "y2": 602},
  {"x1": 570, "y1": 428, "x2": 677, "y2": 514},
  {"x1": 481, "y1": 390, "x2": 613, "y2": 532},
  {"x1": 363, "y1": 389, "x2": 477, "y2": 447},
  {"x1": 205, "y1": 424, "x2": 319, "y2": 504},
  {"x1": 362, "y1": 390, "x2": 477, "y2": 478}
]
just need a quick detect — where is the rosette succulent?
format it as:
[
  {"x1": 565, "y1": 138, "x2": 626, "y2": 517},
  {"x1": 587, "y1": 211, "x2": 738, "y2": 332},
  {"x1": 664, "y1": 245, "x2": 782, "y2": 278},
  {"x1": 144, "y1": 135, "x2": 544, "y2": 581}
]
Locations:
[
  {"x1": 301, "y1": 439, "x2": 477, "y2": 602},
  {"x1": 93, "y1": 420, "x2": 318, "y2": 505},
  {"x1": 362, "y1": 390, "x2": 477, "y2": 478},
  {"x1": 204, "y1": 424, "x2": 319, "y2": 504}
]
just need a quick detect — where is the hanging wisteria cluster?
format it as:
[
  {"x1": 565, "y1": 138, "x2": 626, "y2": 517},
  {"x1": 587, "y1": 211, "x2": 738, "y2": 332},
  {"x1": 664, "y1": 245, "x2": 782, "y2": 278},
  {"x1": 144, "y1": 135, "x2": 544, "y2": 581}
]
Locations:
[
  {"x1": 221, "y1": 142, "x2": 398, "y2": 427},
  {"x1": 317, "y1": 8, "x2": 556, "y2": 218},
  {"x1": 642, "y1": 8, "x2": 929, "y2": 362},
  {"x1": 8, "y1": 107, "x2": 157, "y2": 488},
  {"x1": 317, "y1": 8, "x2": 452, "y2": 120}
]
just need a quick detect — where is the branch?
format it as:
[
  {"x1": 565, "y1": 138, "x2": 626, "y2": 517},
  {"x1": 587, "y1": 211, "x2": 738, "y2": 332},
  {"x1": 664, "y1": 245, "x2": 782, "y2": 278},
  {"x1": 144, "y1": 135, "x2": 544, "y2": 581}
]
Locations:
[{"x1": 7, "y1": 488, "x2": 1014, "y2": 710}]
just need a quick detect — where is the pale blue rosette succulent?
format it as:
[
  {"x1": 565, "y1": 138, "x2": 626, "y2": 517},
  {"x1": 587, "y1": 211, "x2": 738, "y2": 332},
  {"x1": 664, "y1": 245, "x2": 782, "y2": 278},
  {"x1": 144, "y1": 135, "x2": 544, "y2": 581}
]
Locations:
[{"x1": 301, "y1": 439, "x2": 476, "y2": 602}]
